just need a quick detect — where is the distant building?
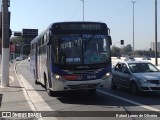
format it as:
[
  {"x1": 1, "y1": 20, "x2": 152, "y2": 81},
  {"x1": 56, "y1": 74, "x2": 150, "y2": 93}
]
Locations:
[{"x1": 150, "y1": 42, "x2": 160, "y2": 52}]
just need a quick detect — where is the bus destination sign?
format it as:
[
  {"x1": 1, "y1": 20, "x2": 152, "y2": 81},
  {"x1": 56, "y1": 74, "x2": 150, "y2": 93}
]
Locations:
[
  {"x1": 81, "y1": 24, "x2": 101, "y2": 30},
  {"x1": 57, "y1": 23, "x2": 105, "y2": 31}
]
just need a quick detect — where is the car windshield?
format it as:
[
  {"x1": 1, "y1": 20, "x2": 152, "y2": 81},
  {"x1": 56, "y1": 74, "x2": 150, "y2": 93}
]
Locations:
[{"x1": 128, "y1": 63, "x2": 159, "y2": 73}]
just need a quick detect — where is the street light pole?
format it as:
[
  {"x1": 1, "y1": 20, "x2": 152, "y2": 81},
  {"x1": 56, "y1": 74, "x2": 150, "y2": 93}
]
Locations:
[
  {"x1": 81, "y1": 0, "x2": 84, "y2": 21},
  {"x1": 132, "y1": 1, "x2": 136, "y2": 51},
  {"x1": 1, "y1": 0, "x2": 10, "y2": 87},
  {"x1": 155, "y1": 0, "x2": 158, "y2": 66}
]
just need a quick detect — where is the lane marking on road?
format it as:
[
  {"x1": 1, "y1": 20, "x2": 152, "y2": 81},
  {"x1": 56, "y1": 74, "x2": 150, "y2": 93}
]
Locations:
[
  {"x1": 98, "y1": 89, "x2": 160, "y2": 112},
  {"x1": 18, "y1": 74, "x2": 55, "y2": 110},
  {"x1": 14, "y1": 64, "x2": 38, "y2": 112},
  {"x1": 14, "y1": 62, "x2": 57, "y2": 120}
]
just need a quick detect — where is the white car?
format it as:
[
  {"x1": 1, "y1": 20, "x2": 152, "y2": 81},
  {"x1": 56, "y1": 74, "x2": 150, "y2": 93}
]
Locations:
[{"x1": 16, "y1": 57, "x2": 23, "y2": 61}]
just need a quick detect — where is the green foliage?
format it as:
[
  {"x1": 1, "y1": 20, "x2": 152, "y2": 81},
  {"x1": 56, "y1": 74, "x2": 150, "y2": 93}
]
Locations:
[
  {"x1": 111, "y1": 44, "x2": 156, "y2": 57},
  {"x1": 111, "y1": 46, "x2": 121, "y2": 57},
  {"x1": 10, "y1": 36, "x2": 24, "y2": 45},
  {"x1": 10, "y1": 36, "x2": 30, "y2": 55}
]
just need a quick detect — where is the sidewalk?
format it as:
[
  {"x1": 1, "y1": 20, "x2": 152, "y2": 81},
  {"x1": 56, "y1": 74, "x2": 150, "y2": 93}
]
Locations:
[
  {"x1": 0, "y1": 61, "x2": 57, "y2": 120},
  {"x1": 0, "y1": 61, "x2": 36, "y2": 118}
]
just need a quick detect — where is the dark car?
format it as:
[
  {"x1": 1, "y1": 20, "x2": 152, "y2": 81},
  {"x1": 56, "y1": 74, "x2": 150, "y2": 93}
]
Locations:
[
  {"x1": 111, "y1": 61, "x2": 160, "y2": 94},
  {"x1": 124, "y1": 56, "x2": 135, "y2": 61}
]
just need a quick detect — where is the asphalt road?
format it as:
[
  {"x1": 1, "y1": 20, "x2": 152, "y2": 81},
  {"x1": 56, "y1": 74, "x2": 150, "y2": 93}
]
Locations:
[{"x1": 15, "y1": 60, "x2": 160, "y2": 120}]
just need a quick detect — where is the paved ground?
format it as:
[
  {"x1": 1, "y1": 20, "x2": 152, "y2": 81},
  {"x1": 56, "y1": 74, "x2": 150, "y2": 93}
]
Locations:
[
  {"x1": 0, "y1": 61, "x2": 40, "y2": 120},
  {"x1": 0, "y1": 57, "x2": 160, "y2": 120}
]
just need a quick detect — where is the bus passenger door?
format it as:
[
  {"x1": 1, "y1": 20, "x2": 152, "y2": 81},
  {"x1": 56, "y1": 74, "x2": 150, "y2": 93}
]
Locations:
[
  {"x1": 37, "y1": 45, "x2": 41, "y2": 82},
  {"x1": 47, "y1": 45, "x2": 52, "y2": 88},
  {"x1": 35, "y1": 43, "x2": 38, "y2": 80}
]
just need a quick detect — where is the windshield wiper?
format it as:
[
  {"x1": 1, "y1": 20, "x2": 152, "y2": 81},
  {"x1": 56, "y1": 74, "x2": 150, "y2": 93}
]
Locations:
[{"x1": 83, "y1": 34, "x2": 96, "y2": 51}]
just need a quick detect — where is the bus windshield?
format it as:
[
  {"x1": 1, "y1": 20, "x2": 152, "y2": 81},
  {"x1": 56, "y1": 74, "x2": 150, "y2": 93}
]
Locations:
[{"x1": 52, "y1": 34, "x2": 110, "y2": 65}]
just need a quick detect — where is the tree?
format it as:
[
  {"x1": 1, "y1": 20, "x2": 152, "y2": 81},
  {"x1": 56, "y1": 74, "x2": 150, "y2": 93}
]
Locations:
[
  {"x1": 10, "y1": 36, "x2": 29, "y2": 55},
  {"x1": 111, "y1": 43, "x2": 157, "y2": 57},
  {"x1": 122, "y1": 44, "x2": 132, "y2": 55},
  {"x1": 10, "y1": 36, "x2": 24, "y2": 45},
  {"x1": 111, "y1": 46, "x2": 121, "y2": 57}
]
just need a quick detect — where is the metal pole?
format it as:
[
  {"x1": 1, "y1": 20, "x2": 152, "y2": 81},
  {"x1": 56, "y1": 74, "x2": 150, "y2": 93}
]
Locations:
[
  {"x1": 132, "y1": 1, "x2": 136, "y2": 51},
  {"x1": 81, "y1": 0, "x2": 84, "y2": 21},
  {"x1": 155, "y1": 0, "x2": 158, "y2": 66},
  {"x1": 1, "y1": 0, "x2": 10, "y2": 87}
]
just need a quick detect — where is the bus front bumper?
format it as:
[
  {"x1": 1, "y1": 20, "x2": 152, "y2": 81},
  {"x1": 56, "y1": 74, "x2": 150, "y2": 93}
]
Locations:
[{"x1": 51, "y1": 78, "x2": 107, "y2": 91}]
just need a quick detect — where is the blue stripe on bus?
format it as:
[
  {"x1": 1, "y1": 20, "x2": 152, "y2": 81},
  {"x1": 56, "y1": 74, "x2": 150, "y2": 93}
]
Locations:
[
  {"x1": 52, "y1": 64, "x2": 111, "y2": 81},
  {"x1": 52, "y1": 65, "x2": 67, "y2": 75}
]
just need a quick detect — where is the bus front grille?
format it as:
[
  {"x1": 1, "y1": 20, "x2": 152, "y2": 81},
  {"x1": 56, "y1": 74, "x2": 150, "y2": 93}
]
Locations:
[
  {"x1": 67, "y1": 84, "x2": 97, "y2": 89},
  {"x1": 64, "y1": 68, "x2": 104, "y2": 75}
]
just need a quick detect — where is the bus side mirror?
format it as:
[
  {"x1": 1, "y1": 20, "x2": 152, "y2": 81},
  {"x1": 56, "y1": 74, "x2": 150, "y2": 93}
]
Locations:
[{"x1": 108, "y1": 36, "x2": 112, "y2": 45}]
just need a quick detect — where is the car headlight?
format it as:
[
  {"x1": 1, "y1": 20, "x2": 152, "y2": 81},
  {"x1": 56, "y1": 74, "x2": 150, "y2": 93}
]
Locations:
[{"x1": 102, "y1": 72, "x2": 112, "y2": 80}]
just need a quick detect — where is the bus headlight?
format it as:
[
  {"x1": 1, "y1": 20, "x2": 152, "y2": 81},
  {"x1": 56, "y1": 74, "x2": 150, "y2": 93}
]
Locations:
[
  {"x1": 102, "y1": 72, "x2": 112, "y2": 80},
  {"x1": 55, "y1": 75, "x2": 60, "y2": 79},
  {"x1": 52, "y1": 74, "x2": 64, "y2": 81}
]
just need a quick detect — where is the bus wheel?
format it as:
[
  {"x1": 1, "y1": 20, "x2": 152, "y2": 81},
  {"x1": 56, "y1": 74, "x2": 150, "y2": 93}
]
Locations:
[
  {"x1": 88, "y1": 89, "x2": 96, "y2": 95},
  {"x1": 35, "y1": 79, "x2": 39, "y2": 84},
  {"x1": 46, "y1": 80, "x2": 54, "y2": 96}
]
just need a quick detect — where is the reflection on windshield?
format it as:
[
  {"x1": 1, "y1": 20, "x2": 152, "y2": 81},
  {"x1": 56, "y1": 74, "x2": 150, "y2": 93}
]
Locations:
[
  {"x1": 83, "y1": 34, "x2": 108, "y2": 64},
  {"x1": 129, "y1": 63, "x2": 159, "y2": 73},
  {"x1": 52, "y1": 34, "x2": 110, "y2": 65}
]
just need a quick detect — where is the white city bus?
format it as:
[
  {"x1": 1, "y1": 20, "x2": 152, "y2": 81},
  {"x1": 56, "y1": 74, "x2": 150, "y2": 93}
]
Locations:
[{"x1": 30, "y1": 22, "x2": 112, "y2": 96}]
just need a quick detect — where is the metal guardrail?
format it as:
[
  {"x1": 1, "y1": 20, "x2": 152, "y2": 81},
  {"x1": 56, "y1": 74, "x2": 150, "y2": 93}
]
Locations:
[{"x1": 111, "y1": 57, "x2": 160, "y2": 67}]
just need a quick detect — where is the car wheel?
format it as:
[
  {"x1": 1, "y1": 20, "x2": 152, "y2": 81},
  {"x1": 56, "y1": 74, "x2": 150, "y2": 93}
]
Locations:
[
  {"x1": 131, "y1": 83, "x2": 139, "y2": 95},
  {"x1": 111, "y1": 78, "x2": 117, "y2": 90}
]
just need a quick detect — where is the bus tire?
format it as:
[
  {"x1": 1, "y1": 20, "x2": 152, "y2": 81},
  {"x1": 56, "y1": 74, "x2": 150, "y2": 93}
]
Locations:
[
  {"x1": 44, "y1": 74, "x2": 54, "y2": 96},
  {"x1": 35, "y1": 79, "x2": 39, "y2": 85},
  {"x1": 46, "y1": 79, "x2": 54, "y2": 96}
]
